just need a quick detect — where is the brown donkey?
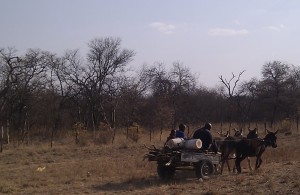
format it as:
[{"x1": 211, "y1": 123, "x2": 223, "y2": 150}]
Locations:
[
  {"x1": 219, "y1": 128, "x2": 243, "y2": 174},
  {"x1": 220, "y1": 128, "x2": 259, "y2": 174}
]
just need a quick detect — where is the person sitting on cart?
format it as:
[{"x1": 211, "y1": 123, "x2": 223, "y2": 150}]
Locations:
[
  {"x1": 166, "y1": 129, "x2": 176, "y2": 142},
  {"x1": 175, "y1": 123, "x2": 187, "y2": 139},
  {"x1": 192, "y1": 122, "x2": 217, "y2": 153}
]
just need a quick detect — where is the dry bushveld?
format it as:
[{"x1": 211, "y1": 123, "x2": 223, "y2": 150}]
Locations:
[{"x1": 0, "y1": 124, "x2": 299, "y2": 195}]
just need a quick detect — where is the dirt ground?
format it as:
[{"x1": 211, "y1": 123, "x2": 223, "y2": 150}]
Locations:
[{"x1": 0, "y1": 129, "x2": 299, "y2": 195}]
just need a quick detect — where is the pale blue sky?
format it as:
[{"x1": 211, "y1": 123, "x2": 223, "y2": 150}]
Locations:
[{"x1": 1, "y1": 0, "x2": 300, "y2": 87}]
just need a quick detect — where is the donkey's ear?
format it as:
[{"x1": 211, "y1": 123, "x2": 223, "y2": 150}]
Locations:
[
  {"x1": 274, "y1": 130, "x2": 279, "y2": 135},
  {"x1": 233, "y1": 128, "x2": 237, "y2": 132},
  {"x1": 266, "y1": 129, "x2": 271, "y2": 134}
]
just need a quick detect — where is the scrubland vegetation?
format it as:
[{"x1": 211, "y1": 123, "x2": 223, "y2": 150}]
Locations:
[{"x1": 0, "y1": 122, "x2": 299, "y2": 194}]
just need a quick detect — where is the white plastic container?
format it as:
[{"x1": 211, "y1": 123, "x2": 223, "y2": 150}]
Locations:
[
  {"x1": 184, "y1": 139, "x2": 202, "y2": 149},
  {"x1": 166, "y1": 138, "x2": 185, "y2": 148}
]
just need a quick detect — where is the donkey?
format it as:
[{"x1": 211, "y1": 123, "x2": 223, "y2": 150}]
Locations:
[
  {"x1": 235, "y1": 130, "x2": 278, "y2": 173},
  {"x1": 217, "y1": 130, "x2": 230, "y2": 138},
  {"x1": 247, "y1": 128, "x2": 259, "y2": 139},
  {"x1": 245, "y1": 128, "x2": 259, "y2": 170},
  {"x1": 214, "y1": 131, "x2": 229, "y2": 151},
  {"x1": 220, "y1": 128, "x2": 259, "y2": 174},
  {"x1": 219, "y1": 128, "x2": 244, "y2": 174}
]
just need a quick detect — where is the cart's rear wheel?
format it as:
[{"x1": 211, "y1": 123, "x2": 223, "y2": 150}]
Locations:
[
  {"x1": 195, "y1": 160, "x2": 214, "y2": 180},
  {"x1": 157, "y1": 164, "x2": 176, "y2": 180}
]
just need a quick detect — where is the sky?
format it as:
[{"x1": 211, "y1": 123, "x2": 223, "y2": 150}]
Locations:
[{"x1": 1, "y1": 0, "x2": 300, "y2": 88}]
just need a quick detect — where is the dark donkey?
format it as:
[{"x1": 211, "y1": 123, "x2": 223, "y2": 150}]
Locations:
[
  {"x1": 219, "y1": 128, "x2": 244, "y2": 174},
  {"x1": 220, "y1": 128, "x2": 259, "y2": 174},
  {"x1": 235, "y1": 130, "x2": 278, "y2": 173}
]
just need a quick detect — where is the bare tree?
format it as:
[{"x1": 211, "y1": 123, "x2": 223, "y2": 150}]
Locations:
[
  {"x1": 44, "y1": 52, "x2": 73, "y2": 147},
  {"x1": 64, "y1": 37, "x2": 135, "y2": 137},
  {"x1": 140, "y1": 62, "x2": 174, "y2": 129},
  {"x1": 0, "y1": 48, "x2": 21, "y2": 113},
  {"x1": 219, "y1": 71, "x2": 246, "y2": 127},
  {"x1": 139, "y1": 62, "x2": 197, "y2": 129},
  {"x1": 146, "y1": 62, "x2": 172, "y2": 96},
  {"x1": 170, "y1": 61, "x2": 197, "y2": 94},
  {"x1": 286, "y1": 66, "x2": 300, "y2": 116},
  {"x1": 0, "y1": 47, "x2": 59, "y2": 146},
  {"x1": 237, "y1": 78, "x2": 259, "y2": 125},
  {"x1": 259, "y1": 61, "x2": 291, "y2": 126},
  {"x1": 169, "y1": 62, "x2": 197, "y2": 126},
  {"x1": 219, "y1": 70, "x2": 245, "y2": 98}
]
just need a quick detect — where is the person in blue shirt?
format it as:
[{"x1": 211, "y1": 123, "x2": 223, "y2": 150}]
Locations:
[{"x1": 175, "y1": 123, "x2": 186, "y2": 138}]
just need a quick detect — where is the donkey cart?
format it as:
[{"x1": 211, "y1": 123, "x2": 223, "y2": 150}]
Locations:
[{"x1": 144, "y1": 144, "x2": 221, "y2": 180}]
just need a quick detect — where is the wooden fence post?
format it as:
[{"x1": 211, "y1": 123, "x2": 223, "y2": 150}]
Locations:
[
  {"x1": 112, "y1": 128, "x2": 115, "y2": 144},
  {"x1": 297, "y1": 116, "x2": 299, "y2": 132},
  {"x1": 136, "y1": 125, "x2": 139, "y2": 142},
  {"x1": 75, "y1": 129, "x2": 79, "y2": 145},
  {"x1": 6, "y1": 120, "x2": 10, "y2": 145},
  {"x1": 1, "y1": 126, "x2": 3, "y2": 153},
  {"x1": 264, "y1": 121, "x2": 267, "y2": 135},
  {"x1": 126, "y1": 124, "x2": 129, "y2": 140},
  {"x1": 51, "y1": 128, "x2": 54, "y2": 148},
  {"x1": 220, "y1": 121, "x2": 223, "y2": 134},
  {"x1": 160, "y1": 127, "x2": 162, "y2": 141}
]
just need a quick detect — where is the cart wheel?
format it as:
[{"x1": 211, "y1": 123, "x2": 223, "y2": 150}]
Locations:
[
  {"x1": 195, "y1": 160, "x2": 214, "y2": 180},
  {"x1": 157, "y1": 164, "x2": 175, "y2": 180}
]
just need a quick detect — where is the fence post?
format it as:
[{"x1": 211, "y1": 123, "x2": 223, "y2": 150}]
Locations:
[
  {"x1": 264, "y1": 121, "x2": 267, "y2": 135},
  {"x1": 6, "y1": 120, "x2": 10, "y2": 145},
  {"x1": 297, "y1": 116, "x2": 299, "y2": 132},
  {"x1": 220, "y1": 121, "x2": 223, "y2": 134},
  {"x1": 136, "y1": 125, "x2": 139, "y2": 142},
  {"x1": 126, "y1": 124, "x2": 129, "y2": 140},
  {"x1": 112, "y1": 128, "x2": 115, "y2": 144},
  {"x1": 51, "y1": 128, "x2": 54, "y2": 148},
  {"x1": 75, "y1": 129, "x2": 79, "y2": 145},
  {"x1": 1, "y1": 126, "x2": 3, "y2": 153},
  {"x1": 160, "y1": 127, "x2": 162, "y2": 141}
]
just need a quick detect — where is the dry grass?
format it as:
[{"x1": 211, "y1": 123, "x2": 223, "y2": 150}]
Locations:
[{"x1": 0, "y1": 124, "x2": 299, "y2": 194}]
